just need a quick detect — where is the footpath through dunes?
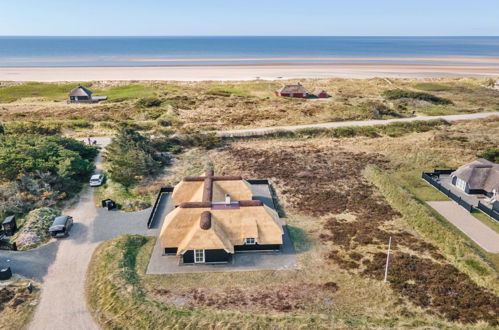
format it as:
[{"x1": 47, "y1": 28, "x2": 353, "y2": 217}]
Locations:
[{"x1": 216, "y1": 112, "x2": 499, "y2": 137}]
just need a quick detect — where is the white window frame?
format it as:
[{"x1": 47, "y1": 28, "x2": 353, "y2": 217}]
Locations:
[
  {"x1": 456, "y1": 178, "x2": 466, "y2": 191},
  {"x1": 194, "y1": 249, "x2": 205, "y2": 263},
  {"x1": 244, "y1": 238, "x2": 256, "y2": 245}
]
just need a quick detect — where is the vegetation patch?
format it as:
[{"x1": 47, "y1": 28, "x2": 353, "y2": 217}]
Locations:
[
  {"x1": 221, "y1": 141, "x2": 499, "y2": 325},
  {"x1": 0, "y1": 280, "x2": 40, "y2": 330},
  {"x1": 0, "y1": 133, "x2": 97, "y2": 216},
  {"x1": 104, "y1": 127, "x2": 170, "y2": 186},
  {"x1": 153, "y1": 282, "x2": 338, "y2": 313},
  {"x1": 383, "y1": 89, "x2": 453, "y2": 105},
  {"x1": 15, "y1": 207, "x2": 61, "y2": 250}
]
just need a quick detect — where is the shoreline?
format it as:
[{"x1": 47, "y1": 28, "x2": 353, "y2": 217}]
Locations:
[
  {"x1": 0, "y1": 62, "x2": 498, "y2": 81},
  {"x1": 2, "y1": 56, "x2": 499, "y2": 64}
]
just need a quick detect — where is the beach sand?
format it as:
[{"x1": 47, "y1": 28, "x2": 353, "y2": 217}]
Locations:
[{"x1": 0, "y1": 62, "x2": 498, "y2": 82}]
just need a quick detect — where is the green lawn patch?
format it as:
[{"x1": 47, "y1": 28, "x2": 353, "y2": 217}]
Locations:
[{"x1": 0, "y1": 82, "x2": 77, "y2": 102}]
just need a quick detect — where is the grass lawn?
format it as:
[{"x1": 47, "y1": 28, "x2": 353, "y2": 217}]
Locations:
[
  {"x1": 0, "y1": 279, "x2": 40, "y2": 330},
  {"x1": 471, "y1": 209, "x2": 499, "y2": 234}
]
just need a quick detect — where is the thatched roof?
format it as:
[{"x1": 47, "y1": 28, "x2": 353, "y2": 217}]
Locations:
[
  {"x1": 69, "y1": 85, "x2": 93, "y2": 97},
  {"x1": 172, "y1": 170, "x2": 253, "y2": 206},
  {"x1": 160, "y1": 170, "x2": 283, "y2": 255},
  {"x1": 277, "y1": 83, "x2": 308, "y2": 94},
  {"x1": 451, "y1": 158, "x2": 499, "y2": 192}
]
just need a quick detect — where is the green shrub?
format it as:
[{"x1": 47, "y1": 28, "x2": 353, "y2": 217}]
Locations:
[
  {"x1": 4, "y1": 121, "x2": 62, "y2": 135},
  {"x1": 478, "y1": 148, "x2": 499, "y2": 162},
  {"x1": 382, "y1": 89, "x2": 453, "y2": 105},
  {"x1": 105, "y1": 128, "x2": 170, "y2": 186},
  {"x1": 135, "y1": 97, "x2": 162, "y2": 108},
  {"x1": 0, "y1": 134, "x2": 97, "y2": 215}
]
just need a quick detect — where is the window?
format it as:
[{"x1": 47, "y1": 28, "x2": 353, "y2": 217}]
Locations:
[
  {"x1": 244, "y1": 238, "x2": 256, "y2": 245},
  {"x1": 456, "y1": 178, "x2": 467, "y2": 191},
  {"x1": 194, "y1": 249, "x2": 205, "y2": 263}
]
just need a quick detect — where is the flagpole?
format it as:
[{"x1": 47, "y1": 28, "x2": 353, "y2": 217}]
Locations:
[{"x1": 384, "y1": 236, "x2": 392, "y2": 283}]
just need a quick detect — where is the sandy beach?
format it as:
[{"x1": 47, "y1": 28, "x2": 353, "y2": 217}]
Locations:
[{"x1": 0, "y1": 62, "x2": 498, "y2": 82}]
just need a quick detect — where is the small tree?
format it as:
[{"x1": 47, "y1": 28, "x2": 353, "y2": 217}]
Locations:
[{"x1": 105, "y1": 127, "x2": 169, "y2": 187}]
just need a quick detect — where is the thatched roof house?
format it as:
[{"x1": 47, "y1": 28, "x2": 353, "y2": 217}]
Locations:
[
  {"x1": 160, "y1": 170, "x2": 283, "y2": 264},
  {"x1": 275, "y1": 83, "x2": 308, "y2": 98},
  {"x1": 451, "y1": 159, "x2": 499, "y2": 196}
]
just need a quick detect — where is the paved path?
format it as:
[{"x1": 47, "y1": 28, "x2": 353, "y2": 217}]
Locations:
[
  {"x1": 217, "y1": 112, "x2": 499, "y2": 137},
  {"x1": 428, "y1": 201, "x2": 499, "y2": 253}
]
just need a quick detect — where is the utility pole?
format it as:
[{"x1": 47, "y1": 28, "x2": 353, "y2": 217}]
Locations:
[{"x1": 384, "y1": 236, "x2": 392, "y2": 283}]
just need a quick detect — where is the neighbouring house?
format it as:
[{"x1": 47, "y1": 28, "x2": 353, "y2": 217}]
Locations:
[
  {"x1": 313, "y1": 88, "x2": 330, "y2": 98},
  {"x1": 159, "y1": 170, "x2": 284, "y2": 264},
  {"x1": 451, "y1": 158, "x2": 499, "y2": 197},
  {"x1": 69, "y1": 85, "x2": 107, "y2": 103},
  {"x1": 275, "y1": 83, "x2": 308, "y2": 98}
]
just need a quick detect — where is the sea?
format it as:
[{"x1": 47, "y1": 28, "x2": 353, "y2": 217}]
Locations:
[{"x1": 0, "y1": 36, "x2": 498, "y2": 67}]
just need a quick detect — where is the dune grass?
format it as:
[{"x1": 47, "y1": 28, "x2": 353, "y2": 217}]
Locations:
[
  {"x1": 87, "y1": 234, "x2": 475, "y2": 329},
  {"x1": 1, "y1": 78, "x2": 497, "y2": 135}
]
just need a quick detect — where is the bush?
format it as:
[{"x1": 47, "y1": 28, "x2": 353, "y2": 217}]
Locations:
[
  {"x1": 4, "y1": 121, "x2": 62, "y2": 135},
  {"x1": 382, "y1": 89, "x2": 453, "y2": 105},
  {"x1": 135, "y1": 97, "x2": 162, "y2": 108},
  {"x1": 478, "y1": 148, "x2": 499, "y2": 162},
  {"x1": 105, "y1": 128, "x2": 170, "y2": 186},
  {"x1": 16, "y1": 207, "x2": 61, "y2": 250},
  {"x1": 0, "y1": 134, "x2": 97, "y2": 215}
]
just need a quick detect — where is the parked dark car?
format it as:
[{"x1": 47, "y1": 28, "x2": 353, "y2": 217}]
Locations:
[{"x1": 48, "y1": 216, "x2": 73, "y2": 238}]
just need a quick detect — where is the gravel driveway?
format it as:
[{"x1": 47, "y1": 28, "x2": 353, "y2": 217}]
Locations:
[
  {"x1": 428, "y1": 201, "x2": 499, "y2": 253},
  {"x1": 0, "y1": 137, "x2": 153, "y2": 330}
]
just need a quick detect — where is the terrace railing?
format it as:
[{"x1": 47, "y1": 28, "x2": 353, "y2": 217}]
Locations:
[
  {"x1": 147, "y1": 187, "x2": 173, "y2": 228},
  {"x1": 477, "y1": 202, "x2": 499, "y2": 222}
]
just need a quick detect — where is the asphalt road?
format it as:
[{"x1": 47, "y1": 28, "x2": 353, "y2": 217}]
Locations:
[{"x1": 217, "y1": 112, "x2": 499, "y2": 137}]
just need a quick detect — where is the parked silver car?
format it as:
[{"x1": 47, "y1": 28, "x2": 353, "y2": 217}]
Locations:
[{"x1": 89, "y1": 174, "x2": 105, "y2": 187}]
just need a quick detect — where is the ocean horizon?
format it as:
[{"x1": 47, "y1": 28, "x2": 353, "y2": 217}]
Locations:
[{"x1": 1, "y1": 36, "x2": 499, "y2": 67}]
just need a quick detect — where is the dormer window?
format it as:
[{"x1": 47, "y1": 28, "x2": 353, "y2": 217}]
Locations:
[{"x1": 244, "y1": 238, "x2": 256, "y2": 245}]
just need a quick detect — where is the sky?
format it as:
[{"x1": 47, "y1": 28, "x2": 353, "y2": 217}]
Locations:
[{"x1": 0, "y1": 0, "x2": 498, "y2": 36}]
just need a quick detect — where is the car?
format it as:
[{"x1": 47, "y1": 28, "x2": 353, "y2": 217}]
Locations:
[
  {"x1": 89, "y1": 174, "x2": 105, "y2": 187},
  {"x1": 48, "y1": 215, "x2": 73, "y2": 238}
]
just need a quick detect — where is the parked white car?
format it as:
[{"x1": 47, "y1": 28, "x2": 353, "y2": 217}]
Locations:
[{"x1": 89, "y1": 174, "x2": 105, "y2": 187}]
